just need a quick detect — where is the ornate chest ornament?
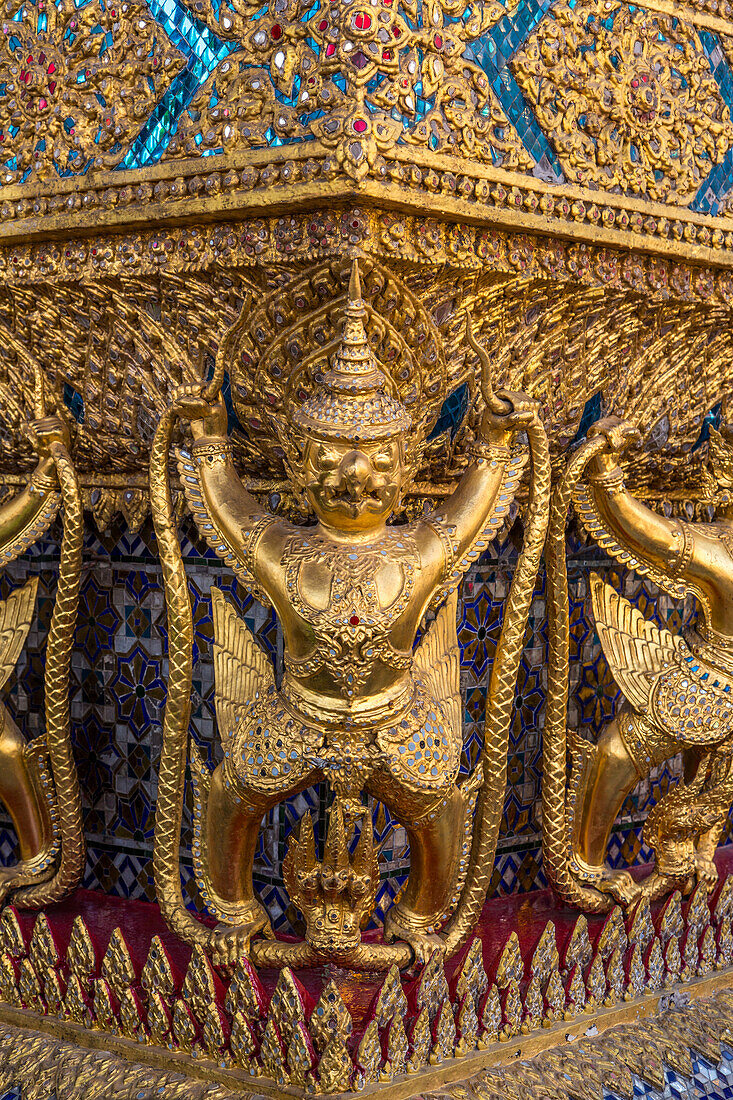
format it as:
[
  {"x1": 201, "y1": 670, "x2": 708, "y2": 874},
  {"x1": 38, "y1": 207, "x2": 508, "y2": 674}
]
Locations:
[
  {"x1": 149, "y1": 261, "x2": 550, "y2": 970},
  {"x1": 281, "y1": 527, "x2": 418, "y2": 695}
]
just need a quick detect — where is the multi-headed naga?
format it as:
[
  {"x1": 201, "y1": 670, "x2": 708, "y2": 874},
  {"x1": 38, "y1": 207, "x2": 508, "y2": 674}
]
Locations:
[
  {"x1": 544, "y1": 415, "x2": 733, "y2": 910},
  {"x1": 150, "y1": 264, "x2": 550, "y2": 969},
  {"x1": 0, "y1": 377, "x2": 84, "y2": 906}
]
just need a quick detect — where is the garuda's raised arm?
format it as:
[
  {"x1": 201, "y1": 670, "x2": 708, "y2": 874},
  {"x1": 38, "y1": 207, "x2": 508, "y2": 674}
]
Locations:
[
  {"x1": 419, "y1": 322, "x2": 536, "y2": 606},
  {"x1": 573, "y1": 417, "x2": 690, "y2": 596},
  {"x1": 175, "y1": 395, "x2": 276, "y2": 606},
  {"x1": 0, "y1": 416, "x2": 66, "y2": 569}
]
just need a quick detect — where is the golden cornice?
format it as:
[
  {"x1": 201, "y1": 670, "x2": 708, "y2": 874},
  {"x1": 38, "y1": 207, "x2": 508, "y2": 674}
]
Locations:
[
  {"x1": 4, "y1": 149, "x2": 733, "y2": 269},
  {"x1": 3, "y1": 0, "x2": 733, "y2": 267},
  {"x1": 2, "y1": 209, "x2": 733, "y2": 311}
]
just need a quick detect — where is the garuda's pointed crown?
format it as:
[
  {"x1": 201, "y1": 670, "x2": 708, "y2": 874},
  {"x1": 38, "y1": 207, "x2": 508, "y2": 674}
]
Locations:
[{"x1": 292, "y1": 261, "x2": 412, "y2": 443}]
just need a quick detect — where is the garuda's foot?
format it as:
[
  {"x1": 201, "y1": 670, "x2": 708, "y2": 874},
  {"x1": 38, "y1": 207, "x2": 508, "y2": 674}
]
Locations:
[
  {"x1": 0, "y1": 867, "x2": 17, "y2": 906},
  {"x1": 569, "y1": 857, "x2": 642, "y2": 908},
  {"x1": 597, "y1": 868, "x2": 643, "y2": 907},
  {"x1": 0, "y1": 848, "x2": 55, "y2": 904},
  {"x1": 207, "y1": 902, "x2": 274, "y2": 972},
  {"x1": 695, "y1": 854, "x2": 719, "y2": 893},
  {"x1": 635, "y1": 868, "x2": 691, "y2": 904},
  {"x1": 384, "y1": 909, "x2": 446, "y2": 967}
]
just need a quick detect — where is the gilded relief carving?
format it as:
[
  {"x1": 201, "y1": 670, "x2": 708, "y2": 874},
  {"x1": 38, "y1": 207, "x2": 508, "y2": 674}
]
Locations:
[
  {"x1": 0, "y1": 375, "x2": 84, "y2": 906},
  {"x1": 167, "y1": 0, "x2": 532, "y2": 175},
  {"x1": 512, "y1": 2, "x2": 733, "y2": 203},
  {"x1": 2, "y1": 0, "x2": 733, "y2": 1081},
  {"x1": 0, "y1": 0, "x2": 184, "y2": 184},
  {"x1": 0, "y1": 256, "x2": 729, "y2": 520}
]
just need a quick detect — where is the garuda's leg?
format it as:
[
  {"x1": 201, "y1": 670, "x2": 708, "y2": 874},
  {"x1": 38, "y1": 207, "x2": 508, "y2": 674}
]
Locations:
[
  {"x1": 0, "y1": 703, "x2": 54, "y2": 898},
  {"x1": 682, "y1": 746, "x2": 729, "y2": 892},
  {"x1": 204, "y1": 759, "x2": 321, "y2": 959},
  {"x1": 369, "y1": 768, "x2": 466, "y2": 964},
  {"x1": 572, "y1": 705, "x2": 688, "y2": 903}
]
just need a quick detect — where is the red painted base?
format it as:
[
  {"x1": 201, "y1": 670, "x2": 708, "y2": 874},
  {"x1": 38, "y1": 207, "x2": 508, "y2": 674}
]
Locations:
[{"x1": 9, "y1": 845, "x2": 733, "y2": 1034}]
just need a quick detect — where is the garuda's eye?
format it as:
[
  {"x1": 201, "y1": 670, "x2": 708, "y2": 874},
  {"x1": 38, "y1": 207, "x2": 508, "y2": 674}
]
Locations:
[
  {"x1": 372, "y1": 452, "x2": 393, "y2": 472},
  {"x1": 317, "y1": 450, "x2": 339, "y2": 471}
]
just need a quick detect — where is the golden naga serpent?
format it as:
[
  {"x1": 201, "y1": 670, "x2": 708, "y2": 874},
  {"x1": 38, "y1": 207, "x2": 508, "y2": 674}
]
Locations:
[
  {"x1": 150, "y1": 304, "x2": 550, "y2": 968},
  {"x1": 543, "y1": 434, "x2": 612, "y2": 912},
  {"x1": 3, "y1": 350, "x2": 85, "y2": 907},
  {"x1": 441, "y1": 319, "x2": 551, "y2": 956}
]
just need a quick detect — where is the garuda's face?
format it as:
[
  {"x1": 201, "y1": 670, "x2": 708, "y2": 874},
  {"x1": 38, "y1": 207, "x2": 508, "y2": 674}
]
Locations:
[{"x1": 303, "y1": 436, "x2": 404, "y2": 533}]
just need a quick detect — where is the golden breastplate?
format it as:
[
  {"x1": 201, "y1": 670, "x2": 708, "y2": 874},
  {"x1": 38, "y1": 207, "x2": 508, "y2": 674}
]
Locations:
[{"x1": 282, "y1": 528, "x2": 418, "y2": 699}]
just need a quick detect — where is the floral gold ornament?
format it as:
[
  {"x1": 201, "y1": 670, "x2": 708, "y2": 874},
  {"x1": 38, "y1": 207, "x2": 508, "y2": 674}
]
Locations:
[
  {"x1": 167, "y1": 0, "x2": 532, "y2": 178},
  {"x1": 512, "y1": 1, "x2": 733, "y2": 204},
  {"x1": 0, "y1": 0, "x2": 184, "y2": 184},
  {"x1": 0, "y1": 362, "x2": 84, "y2": 907},
  {"x1": 149, "y1": 260, "x2": 550, "y2": 970},
  {"x1": 544, "y1": 415, "x2": 733, "y2": 910}
]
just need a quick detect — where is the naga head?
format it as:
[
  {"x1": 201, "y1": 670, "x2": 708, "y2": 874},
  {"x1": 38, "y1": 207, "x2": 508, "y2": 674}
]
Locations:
[
  {"x1": 287, "y1": 261, "x2": 412, "y2": 534},
  {"x1": 283, "y1": 800, "x2": 379, "y2": 959}
]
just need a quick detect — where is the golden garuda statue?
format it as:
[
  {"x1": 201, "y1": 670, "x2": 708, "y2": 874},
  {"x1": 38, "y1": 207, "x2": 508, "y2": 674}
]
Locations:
[
  {"x1": 0, "y1": 374, "x2": 84, "y2": 907},
  {"x1": 544, "y1": 414, "x2": 733, "y2": 910},
  {"x1": 149, "y1": 263, "x2": 551, "y2": 970}
]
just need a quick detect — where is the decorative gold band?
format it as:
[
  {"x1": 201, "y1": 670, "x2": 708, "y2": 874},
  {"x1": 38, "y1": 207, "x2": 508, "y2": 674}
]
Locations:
[
  {"x1": 29, "y1": 471, "x2": 59, "y2": 494},
  {"x1": 466, "y1": 440, "x2": 512, "y2": 466},
  {"x1": 423, "y1": 516, "x2": 456, "y2": 584},
  {"x1": 669, "y1": 519, "x2": 695, "y2": 578},
  {"x1": 244, "y1": 514, "x2": 278, "y2": 580},
  {"x1": 587, "y1": 466, "x2": 626, "y2": 495},
  {"x1": 190, "y1": 440, "x2": 231, "y2": 464}
]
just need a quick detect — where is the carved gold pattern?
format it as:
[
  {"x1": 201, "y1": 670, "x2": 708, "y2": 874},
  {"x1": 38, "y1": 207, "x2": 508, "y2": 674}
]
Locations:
[
  {"x1": 166, "y1": 0, "x2": 531, "y2": 179},
  {"x1": 2, "y1": 243, "x2": 731, "y2": 530},
  {"x1": 0, "y1": 0, "x2": 184, "y2": 184},
  {"x1": 513, "y1": 2, "x2": 733, "y2": 204}
]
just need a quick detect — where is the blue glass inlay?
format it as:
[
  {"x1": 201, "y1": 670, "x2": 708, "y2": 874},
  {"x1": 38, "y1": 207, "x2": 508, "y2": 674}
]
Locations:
[
  {"x1": 466, "y1": 0, "x2": 565, "y2": 180},
  {"x1": 428, "y1": 381, "x2": 470, "y2": 441},
  {"x1": 691, "y1": 400, "x2": 723, "y2": 451},
  {"x1": 691, "y1": 30, "x2": 733, "y2": 214},
  {"x1": 63, "y1": 382, "x2": 86, "y2": 424},
  {"x1": 570, "y1": 391, "x2": 603, "y2": 446},
  {"x1": 118, "y1": 0, "x2": 236, "y2": 169}
]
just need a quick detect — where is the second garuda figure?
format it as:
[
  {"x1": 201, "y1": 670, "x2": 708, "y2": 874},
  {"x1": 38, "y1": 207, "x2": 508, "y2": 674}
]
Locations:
[
  {"x1": 544, "y1": 414, "x2": 733, "y2": 910},
  {"x1": 151, "y1": 264, "x2": 550, "y2": 968}
]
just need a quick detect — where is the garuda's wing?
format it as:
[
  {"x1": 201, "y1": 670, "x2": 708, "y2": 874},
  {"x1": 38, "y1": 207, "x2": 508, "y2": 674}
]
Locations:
[
  {"x1": 414, "y1": 589, "x2": 462, "y2": 745},
  {"x1": 176, "y1": 450, "x2": 271, "y2": 608},
  {"x1": 0, "y1": 491, "x2": 61, "y2": 570},
  {"x1": 211, "y1": 587, "x2": 275, "y2": 742},
  {"x1": 0, "y1": 577, "x2": 38, "y2": 693},
  {"x1": 590, "y1": 571, "x2": 683, "y2": 714}
]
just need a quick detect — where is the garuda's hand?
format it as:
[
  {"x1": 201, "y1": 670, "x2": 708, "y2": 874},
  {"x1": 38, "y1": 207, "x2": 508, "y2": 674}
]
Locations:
[
  {"x1": 28, "y1": 414, "x2": 70, "y2": 459},
  {"x1": 481, "y1": 389, "x2": 538, "y2": 438},
  {"x1": 587, "y1": 416, "x2": 641, "y2": 455},
  {"x1": 170, "y1": 384, "x2": 228, "y2": 438}
]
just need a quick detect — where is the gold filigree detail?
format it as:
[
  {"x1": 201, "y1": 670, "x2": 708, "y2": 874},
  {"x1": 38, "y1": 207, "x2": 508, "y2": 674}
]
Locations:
[
  {"x1": 167, "y1": 0, "x2": 530, "y2": 177},
  {"x1": 0, "y1": 0, "x2": 184, "y2": 184},
  {"x1": 512, "y1": 1, "x2": 733, "y2": 204}
]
